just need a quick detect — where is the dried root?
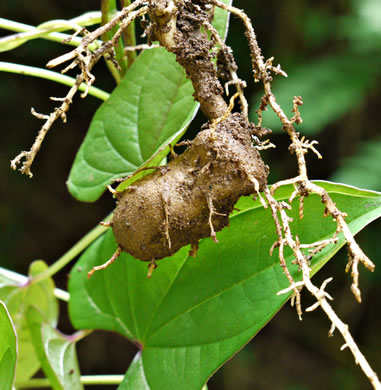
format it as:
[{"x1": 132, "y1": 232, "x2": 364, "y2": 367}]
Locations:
[{"x1": 11, "y1": 1, "x2": 149, "y2": 177}]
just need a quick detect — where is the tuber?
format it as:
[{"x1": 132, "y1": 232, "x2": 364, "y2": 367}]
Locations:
[{"x1": 111, "y1": 113, "x2": 269, "y2": 263}]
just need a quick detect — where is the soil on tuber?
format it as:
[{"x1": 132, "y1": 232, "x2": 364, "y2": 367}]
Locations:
[{"x1": 112, "y1": 113, "x2": 269, "y2": 262}]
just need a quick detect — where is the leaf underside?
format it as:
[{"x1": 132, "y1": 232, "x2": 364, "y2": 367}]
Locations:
[
  {"x1": 0, "y1": 261, "x2": 58, "y2": 383},
  {"x1": 27, "y1": 307, "x2": 83, "y2": 390},
  {"x1": 0, "y1": 300, "x2": 17, "y2": 390}
]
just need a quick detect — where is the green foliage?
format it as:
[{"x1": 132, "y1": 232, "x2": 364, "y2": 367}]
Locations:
[
  {"x1": 249, "y1": 54, "x2": 380, "y2": 135},
  {"x1": 0, "y1": 261, "x2": 58, "y2": 383},
  {"x1": 0, "y1": 300, "x2": 17, "y2": 390},
  {"x1": 213, "y1": 0, "x2": 232, "y2": 40},
  {"x1": 67, "y1": 47, "x2": 199, "y2": 202},
  {"x1": 246, "y1": 0, "x2": 381, "y2": 184},
  {"x1": 331, "y1": 137, "x2": 381, "y2": 192},
  {"x1": 68, "y1": 182, "x2": 381, "y2": 390},
  {"x1": 27, "y1": 307, "x2": 83, "y2": 390}
]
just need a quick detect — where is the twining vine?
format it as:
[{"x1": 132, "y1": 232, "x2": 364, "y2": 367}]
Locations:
[{"x1": 10, "y1": 1, "x2": 380, "y2": 388}]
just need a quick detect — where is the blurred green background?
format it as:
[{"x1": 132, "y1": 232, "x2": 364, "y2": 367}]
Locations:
[{"x1": 0, "y1": 0, "x2": 380, "y2": 389}]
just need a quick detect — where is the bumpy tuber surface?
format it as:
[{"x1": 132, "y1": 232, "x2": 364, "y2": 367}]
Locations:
[{"x1": 112, "y1": 113, "x2": 268, "y2": 261}]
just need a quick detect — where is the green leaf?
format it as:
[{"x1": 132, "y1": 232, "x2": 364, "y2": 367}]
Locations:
[
  {"x1": 0, "y1": 300, "x2": 17, "y2": 390},
  {"x1": 118, "y1": 353, "x2": 149, "y2": 390},
  {"x1": 330, "y1": 136, "x2": 381, "y2": 192},
  {"x1": 27, "y1": 306, "x2": 83, "y2": 390},
  {"x1": 250, "y1": 54, "x2": 380, "y2": 135},
  {"x1": 68, "y1": 182, "x2": 381, "y2": 390},
  {"x1": 0, "y1": 261, "x2": 58, "y2": 383},
  {"x1": 213, "y1": 0, "x2": 232, "y2": 41},
  {"x1": 67, "y1": 47, "x2": 199, "y2": 202}
]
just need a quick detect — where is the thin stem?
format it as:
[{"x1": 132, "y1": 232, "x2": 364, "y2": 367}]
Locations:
[
  {"x1": 101, "y1": 0, "x2": 123, "y2": 83},
  {"x1": 11, "y1": 4, "x2": 148, "y2": 177},
  {"x1": 0, "y1": 267, "x2": 69, "y2": 302},
  {"x1": 72, "y1": 329, "x2": 94, "y2": 342},
  {"x1": 121, "y1": 0, "x2": 137, "y2": 67},
  {"x1": 16, "y1": 375, "x2": 124, "y2": 388},
  {"x1": 0, "y1": 62, "x2": 109, "y2": 101},
  {"x1": 0, "y1": 13, "x2": 102, "y2": 52},
  {"x1": 54, "y1": 289, "x2": 70, "y2": 302},
  {"x1": 31, "y1": 213, "x2": 112, "y2": 284}
]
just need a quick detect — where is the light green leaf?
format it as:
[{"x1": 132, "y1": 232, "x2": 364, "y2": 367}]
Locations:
[
  {"x1": 69, "y1": 182, "x2": 381, "y2": 390},
  {"x1": 0, "y1": 300, "x2": 17, "y2": 390},
  {"x1": 27, "y1": 306, "x2": 83, "y2": 390},
  {"x1": 67, "y1": 47, "x2": 199, "y2": 202},
  {"x1": 0, "y1": 261, "x2": 58, "y2": 383}
]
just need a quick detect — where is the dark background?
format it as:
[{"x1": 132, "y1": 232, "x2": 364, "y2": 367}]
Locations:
[{"x1": 1, "y1": 0, "x2": 380, "y2": 389}]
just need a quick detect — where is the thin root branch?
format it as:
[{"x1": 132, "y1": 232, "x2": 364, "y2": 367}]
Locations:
[
  {"x1": 12, "y1": 3, "x2": 148, "y2": 177},
  {"x1": 99, "y1": 221, "x2": 112, "y2": 228},
  {"x1": 147, "y1": 259, "x2": 157, "y2": 279},
  {"x1": 206, "y1": 194, "x2": 226, "y2": 243},
  {"x1": 161, "y1": 194, "x2": 172, "y2": 249},
  {"x1": 87, "y1": 246, "x2": 122, "y2": 279}
]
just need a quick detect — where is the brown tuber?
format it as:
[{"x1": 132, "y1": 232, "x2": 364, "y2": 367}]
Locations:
[
  {"x1": 86, "y1": 0, "x2": 270, "y2": 279},
  {"x1": 111, "y1": 113, "x2": 268, "y2": 263}
]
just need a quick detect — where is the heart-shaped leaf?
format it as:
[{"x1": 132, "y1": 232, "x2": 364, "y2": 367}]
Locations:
[
  {"x1": 27, "y1": 306, "x2": 83, "y2": 390},
  {"x1": 0, "y1": 261, "x2": 58, "y2": 383},
  {"x1": 67, "y1": 47, "x2": 199, "y2": 202},
  {"x1": 68, "y1": 182, "x2": 381, "y2": 390},
  {"x1": 0, "y1": 300, "x2": 17, "y2": 390}
]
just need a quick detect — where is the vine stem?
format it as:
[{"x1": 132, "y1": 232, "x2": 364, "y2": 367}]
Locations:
[
  {"x1": 11, "y1": 2, "x2": 148, "y2": 177},
  {"x1": 31, "y1": 213, "x2": 112, "y2": 285},
  {"x1": 0, "y1": 13, "x2": 102, "y2": 51},
  {"x1": 0, "y1": 62, "x2": 109, "y2": 101},
  {"x1": 15, "y1": 375, "x2": 124, "y2": 388},
  {"x1": 122, "y1": 0, "x2": 137, "y2": 67},
  {"x1": 0, "y1": 267, "x2": 69, "y2": 302}
]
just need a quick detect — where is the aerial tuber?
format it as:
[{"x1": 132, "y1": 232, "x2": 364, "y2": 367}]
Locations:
[{"x1": 111, "y1": 113, "x2": 269, "y2": 263}]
